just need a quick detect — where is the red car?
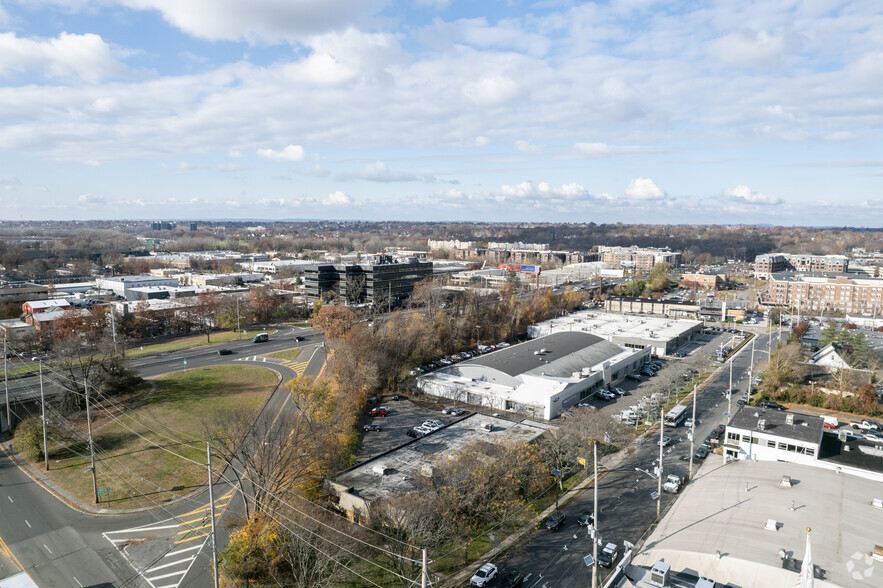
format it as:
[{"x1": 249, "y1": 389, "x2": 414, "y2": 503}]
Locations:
[{"x1": 370, "y1": 407, "x2": 388, "y2": 417}]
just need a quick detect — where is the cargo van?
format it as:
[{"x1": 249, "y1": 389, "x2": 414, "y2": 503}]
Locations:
[{"x1": 252, "y1": 332, "x2": 269, "y2": 343}]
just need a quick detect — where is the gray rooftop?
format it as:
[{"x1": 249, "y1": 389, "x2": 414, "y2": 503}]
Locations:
[
  {"x1": 632, "y1": 459, "x2": 883, "y2": 588},
  {"x1": 465, "y1": 331, "x2": 624, "y2": 378},
  {"x1": 728, "y1": 408, "x2": 825, "y2": 445}
]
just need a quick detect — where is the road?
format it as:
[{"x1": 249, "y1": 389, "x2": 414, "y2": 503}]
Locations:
[
  {"x1": 496, "y1": 330, "x2": 776, "y2": 588},
  {"x1": 0, "y1": 325, "x2": 325, "y2": 588}
]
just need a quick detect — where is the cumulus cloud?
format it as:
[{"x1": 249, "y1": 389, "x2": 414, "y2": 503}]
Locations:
[
  {"x1": 624, "y1": 178, "x2": 665, "y2": 200},
  {"x1": 257, "y1": 145, "x2": 307, "y2": 162},
  {"x1": 474, "y1": 136, "x2": 491, "y2": 148},
  {"x1": 573, "y1": 142, "x2": 613, "y2": 158},
  {"x1": 514, "y1": 140, "x2": 541, "y2": 154},
  {"x1": 722, "y1": 185, "x2": 783, "y2": 205},
  {"x1": 324, "y1": 190, "x2": 352, "y2": 206},
  {"x1": 338, "y1": 161, "x2": 439, "y2": 183},
  {"x1": 463, "y1": 75, "x2": 521, "y2": 105},
  {"x1": 0, "y1": 32, "x2": 126, "y2": 81},
  {"x1": 77, "y1": 193, "x2": 107, "y2": 205},
  {"x1": 117, "y1": 0, "x2": 385, "y2": 43},
  {"x1": 708, "y1": 29, "x2": 791, "y2": 69}
]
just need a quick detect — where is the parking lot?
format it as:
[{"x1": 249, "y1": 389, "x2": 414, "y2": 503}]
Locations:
[{"x1": 356, "y1": 396, "x2": 470, "y2": 463}]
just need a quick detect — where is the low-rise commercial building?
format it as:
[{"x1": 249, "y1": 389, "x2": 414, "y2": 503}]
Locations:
[
  {"x1": 604, "y1": 296, "x2": 701, "y2": 318},
  {"x1": 417, "y1": 331, "x2": 650, "y2": 420},
  {"x1": 96, "y1": 275, "x2": 182, "y2": 299},
  {"x1": 528, "y1": 310, "x2": 704, "y2": 357},
  {"x1": 679, "y1": 271, "x2": 727, "y2": 291},
  {"x1": 0, "y1": 281, "x2": 49, "y2": 304}
]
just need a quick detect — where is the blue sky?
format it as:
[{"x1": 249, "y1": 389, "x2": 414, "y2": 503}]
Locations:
[{"x1": 0, "y1": 0, "x2": 881, "y2": 225}]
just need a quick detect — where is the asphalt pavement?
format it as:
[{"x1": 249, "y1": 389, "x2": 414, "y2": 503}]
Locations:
[
  {"x1": 494, "y1": 330, "x2": 777, "y2": 588},
  {"x1": 0, "y1": 324, "x2": 325, "y2": 588}
]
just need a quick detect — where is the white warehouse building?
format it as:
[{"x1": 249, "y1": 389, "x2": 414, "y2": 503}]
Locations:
[
  {"x1": 96, "y1": 275, "x2": 182, "y2": 299},
  {"x1": 416, "y1": 331, "x2": 650, "y2": 420},
  {"x1": 527, "y1": 311, "x2": 704, "y2": 357}
]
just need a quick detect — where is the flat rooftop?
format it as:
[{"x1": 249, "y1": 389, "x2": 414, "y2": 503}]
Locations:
[
  {"x1": 467, "y1": 331, "x2": 616, "y2": 378},
  {"x1": 728, "y1": 408, "x2": 825, "y2": 445},
  {"x1": 632, "y1": 459, "x2": 883, "y2": 587},
  {"x1": 531, "y1": 310, "x2": 703, "y2": 342},
  {"x1": 331, "y1": 414, "x2": 546, "y2": 503}
]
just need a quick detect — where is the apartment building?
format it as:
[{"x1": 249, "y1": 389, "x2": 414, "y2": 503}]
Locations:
[
  {"x1": 754, "y1": 253, "x2": 849, "y2": 279},
  {"x1": 679, "y1": 271, "x2": 727, "y2": 291},
  {"x1": 766, "y1": 272, "x2": 883, "y2": 314},
  {"x1": 598, "y1": 246, "x2": 681, "y2": 271}
]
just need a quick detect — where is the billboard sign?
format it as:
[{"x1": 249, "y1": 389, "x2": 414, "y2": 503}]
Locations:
[
  {"x1": 521, "y1": 265, "x2": 541, "y2": 273},
  {"x1": 600, "y1": 268, "x2": 625, "y2": 278}
]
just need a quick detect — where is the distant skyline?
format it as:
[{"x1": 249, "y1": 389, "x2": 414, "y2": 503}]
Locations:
[{"x1": 0, "y1": 1, "x2": 881, "y2": 226}]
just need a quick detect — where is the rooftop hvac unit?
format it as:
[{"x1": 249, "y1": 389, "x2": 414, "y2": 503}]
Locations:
[
  {"x1": 785, "y1": 414, "x2": 794, "y2": 425},
  {"x1": 648, "y1": 560, "x2": 670, "y2": 587},
  {"x1": 757, "y1": 419, "x2": 766, "y2": 431}
]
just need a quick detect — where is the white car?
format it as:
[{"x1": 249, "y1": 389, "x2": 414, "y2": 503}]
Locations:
[
  {"x1": 414, "y1": 425, "x2": 433, "y2": 435},
  {"x1": 597, "y1": 390, "x2": 615, "y2": 401},
  {"x1": 658, "y1": 436, "x2": 672, "y2": 447},
  {"x1": 863, "y1": 433, "x2": 882, "y2": 443},
  {"x1": 422, "y1": 421, "x2": 442, "y2": 431},
  {"x1": 470, "y1": 563, "x2": 498, "y2": 587}
]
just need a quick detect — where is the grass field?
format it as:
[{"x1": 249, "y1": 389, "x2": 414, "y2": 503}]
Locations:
[
  {"x1": 126, "y1": 330, "x2": 250, "y2": 358},
  {"x1": 266, "y1": 348, "x2": 303, "y2": 361},
  {"x1": 31, "y1": 365, "x2": 278, "y2": 509}
]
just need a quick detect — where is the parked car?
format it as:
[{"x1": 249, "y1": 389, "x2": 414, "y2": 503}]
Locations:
[
  {"x1": 414, "y1": 425, "x2": 433, "y2": 435},
  {"x1": 863, "y1": 433, "x2": 882, "y2": 442},
  {"x1": 369, "y1": 407, "x2": 388, "y2": 417},
  {"x1": 611, "y1": 387, "x2": 627, "y2": 396},
  {"x1": 470, "y1": 563, "x2": 498, "y2": 587},
  {"x1": 598, "y1": 542, "x2": 619, "y2": 568},
  {"x1": 626, "y1": 373, "x2": 642, "y2": 381},
  {"x1": 363, "y1": 423, "x2": 382, "y2": 432},
  {"x1": 546, "y1": 512, "x2": 567, "y2": 531},
  {"x1": 577, "y1": 511, "x2": 595, "y2": 527},
  {"x1": 577, "y1": 402, "x2": 597, "y2": 410},
  {"x1": 760, "y1": 400, "x2": 787, "y2": 411},
  {"x1": 217, "y1": 349, "x2": 233, "y2": 356},
  {"x1": 406, "y1": 428, "x2": 424, "y2": 439},
  {"x1": 694, "y1": 445, "x2": 709, "y2": 459},
  {"x1": 597, "y1": 390, "x2": 615, "y2": 401},
  {"x1": 442, "y1": 407, "x2": 465, "y2": 416},
  {"x1": 497, "y1": 570, "x2": 524, "y2": 588},
  {"x1": 658, "y1": 435, "x2": 672, "y2": 447}
]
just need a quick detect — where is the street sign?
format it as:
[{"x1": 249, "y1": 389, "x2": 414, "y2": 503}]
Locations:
[
  {"x1": 583, "y1": 555, "x2": 594, "y2": 567},
  {"x1": 578, "y1": 458, "x2": 586, "y2": 466},
  {"x1": 551, "y1": 469, "x2": 561, "y2": 478},
  {"x1": 724, "y1": 411, "x2": 730, "y2": 417},
  {"x1": 106, "y1": 486, "x2": 110, "y2": 495},
  {"x1": 98, "y1": 488, "x2": 103, "y2": 497},
  {"x1": 651, "y1": 491, "x2": 659, "y2": 500}
]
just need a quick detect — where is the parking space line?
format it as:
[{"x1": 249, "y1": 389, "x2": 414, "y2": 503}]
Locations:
[{"x1": 164, "y1": 545, "x2": 202, "y2": 558}]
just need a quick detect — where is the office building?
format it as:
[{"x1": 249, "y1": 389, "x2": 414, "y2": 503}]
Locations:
[
  {"x1": 303, "y1": 256, "x2": 432, "y2": 304},
  {"x1": 766, "y1": 272, "x2": 883, "y2": 314}
]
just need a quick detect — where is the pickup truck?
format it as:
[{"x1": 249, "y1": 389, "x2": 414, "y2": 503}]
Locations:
[
  {"x1": 662, "y1": 474, "x2": 684, "y2": 493},
  {"x1": 850, "y1": 420, "x2": 880, "y2": 432}
]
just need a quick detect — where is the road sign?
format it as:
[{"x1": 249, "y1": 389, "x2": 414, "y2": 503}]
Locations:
[
  {"x1": 551, "y1": 469, "x2": 561, "y2": 478},
  {"x1": 578, "y1": 457, "x2": 586, "y2": 466},
  {"x1": 106, "y1": 486, "x2": 110, "y2": 495},
  {"x1": 98, "y1": 488, "x2": 103, "y2": 497},
  {"x1": 651, "y1": 491, "x2": 659, "y2": 500},
  {"x1": 724, "y1": 411, "x2": 730, "y2": 417},
  {"x1": 583, "y1": 555, "x2": 594, "y2": 567}
]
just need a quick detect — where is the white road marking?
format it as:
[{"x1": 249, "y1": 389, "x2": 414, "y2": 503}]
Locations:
[
  {"x1": 106, "y1": 524, "x2": 180, "y2": 534},
  {"x1": 143, "y1": 557, "x2": 195, "y2": 573},
  {"x1": 164, "y1": 545, "x2": 202, "y2": 557},
  {"x1": 7, "y1": 496, "x2": 12, "y2": 503},
  {"x1": 24, "y1": 520, "x2": 31, "y2": 528},
  {"x1": 73, "y1": 576, "x2": 83, "y2": 587},
  {"x1": 43, "y1": 543, "x2": 52, "y2": 554},
  {"x1": 144, "y1": 570, "x2": 187, "y2": 582}
]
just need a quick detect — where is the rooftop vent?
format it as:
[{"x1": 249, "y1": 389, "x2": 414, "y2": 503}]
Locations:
[
  {"x1": 785, "y1": 414, "x2": 794, "y2": 426},
  {"x1": 757, "y1": 419, "x2": 766, "y2": 431}
]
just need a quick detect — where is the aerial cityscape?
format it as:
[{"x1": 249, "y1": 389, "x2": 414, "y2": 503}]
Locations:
[{"x1": 1, "y1": 2, "x2": 882, "y2": 588}]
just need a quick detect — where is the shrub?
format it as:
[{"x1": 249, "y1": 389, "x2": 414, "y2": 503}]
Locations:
[{"x1": 15, "y1": 416, "x2": 47, "y2": 461}]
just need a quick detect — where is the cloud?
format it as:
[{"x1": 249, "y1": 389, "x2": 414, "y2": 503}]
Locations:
[
  {"x1": 0, "y1": 32, "x2": 126, "y2": 81},
  {"x1": 324, "y1": 190, "x2": 352, "y2": 206},
  {"x1": 514, "y1": 140, "x2": 541, "y2": 154},
  {"x1": 708, "y1": 29, "x2": 791, "y2": 69},
  {"x1": 722, "y1": 185, "x2": 783, "y2": 205},
  {"x1": 474, "y1": 136, "x2": 491, "y2": 148},
  {"x1": 77, "y1": 193, "x2": 107, "y2": 205},
  {"x1": 624, "y1": 177, "x2": 665, "y2": 200},
  {"x1": 257, "y1": 145, "x2": 307, "y2": 162},
  {"x1": 117, "y1": 0, "x2": 386, "y2": 43},
  {"x1": 338, "y1": 161, "x2": 438, "y2": 183},
  {"x1": 463, "y1": 75, "x2": 521, "y2": 105},
  {"x1": 573, "y1": 142, "x2": 613, "y2": 158}
]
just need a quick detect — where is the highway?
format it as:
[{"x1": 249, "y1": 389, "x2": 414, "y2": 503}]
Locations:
[
  {"x1": 0, "y1": 325, "x2": 325, "y2": 588},
  {"x1": 496, "y1": 330, "x2": 776, "y2": 588}
]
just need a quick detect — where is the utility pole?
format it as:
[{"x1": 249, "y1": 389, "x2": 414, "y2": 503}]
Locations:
[
  {"x1": 689, "y1": 384, "x2": 697, "y2": 480},
  {"x1": 109, "y1": 307, "x2": 118, "y2": 354},
  {"x1": 657, "y1": 408, "x2": 663, "y2": 521},
  {"x1": 85, "y1": 381, "x2": 99, "y2": 503},
  {"x1": 206, "y1": 443, "x2": 220, "y2": 588},
  {"x1": 727, "y1": 357, "x2": 733, "y2": 425},
  {"x1": 4, "y1": 337, "x2": 10, "y2": 433},
  {"x1": 236, "y1": 297, "x2": 241, "y2": 340},
  {"x1": 421, "y1": 548, "x2": 428, "y2": 588},
  {"x1": 591, "y1": 442, "x2": 598, "y2": 588},
  {"x1": 39, "y1": 359, "x2": 48, "y2": 471}
]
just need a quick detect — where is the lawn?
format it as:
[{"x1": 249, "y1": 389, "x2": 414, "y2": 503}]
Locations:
[
  {"x1": 126, "y1": 330, "x2": 254, "y2": 358},
  {"x1": 266, "y1": 348, "x2": 303, "y2": 361},
  {"x1": 31, "y1": 365, "x2": 278, "y2": 510}
]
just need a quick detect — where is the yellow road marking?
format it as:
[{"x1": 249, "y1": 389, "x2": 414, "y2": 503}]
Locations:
[
  {"x1": 178, "y1": 523, "x2": 213, "y2": 535},
  {"x1": 0, "y1": 535, "x2": 25, "y2": 571},
  {"x1": 174, "y1": 532, "x2": 209, "y2": 545}
]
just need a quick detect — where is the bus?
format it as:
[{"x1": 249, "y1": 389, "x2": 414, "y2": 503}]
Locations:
[
  {"x1": 252, "y1": 332, "x2": 269, "y2": 343},
  {"x1": 664, "y1": 405, "x2": 688, "y2": 427}
]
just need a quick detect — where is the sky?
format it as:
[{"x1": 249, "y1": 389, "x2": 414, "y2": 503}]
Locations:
[{"x1": 0, "y1": 0, "x2": 881, "y2": 226}]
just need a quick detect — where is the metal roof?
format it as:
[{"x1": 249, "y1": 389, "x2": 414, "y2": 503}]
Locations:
[{"x1": 728, "y1": 407, "x2": 824, "y2": 445}]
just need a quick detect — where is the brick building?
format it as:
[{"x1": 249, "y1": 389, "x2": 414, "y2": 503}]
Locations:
[
  {"x1": 598, "y1": 246, "x2": 681, "y2": 271},
  {"x1": 766, "y1": 272, "x2": 883, "y2": 314}
]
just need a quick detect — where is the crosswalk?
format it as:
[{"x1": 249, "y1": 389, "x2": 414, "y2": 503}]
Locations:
[{"x1": 103, "y1": 489, "x2": 234, "y2": 588}]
